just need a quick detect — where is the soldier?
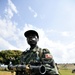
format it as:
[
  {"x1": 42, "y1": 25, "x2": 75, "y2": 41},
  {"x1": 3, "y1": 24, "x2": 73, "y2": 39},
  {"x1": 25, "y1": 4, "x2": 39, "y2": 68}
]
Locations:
[{"x1": 18, "y1": 30, "x2": 59, "y2": 75}]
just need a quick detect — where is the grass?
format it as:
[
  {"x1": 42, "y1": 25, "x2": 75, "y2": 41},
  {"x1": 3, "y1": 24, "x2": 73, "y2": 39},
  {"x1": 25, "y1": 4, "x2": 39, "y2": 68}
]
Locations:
[
  {"x1": 0, "y1": 69, "x2": 75, "y2": 75},
  {"x1": 0, "y1": 71, "x2": 15, "y2": 75},
  {"x1": 59, "y1": 69, "x2": 75, "y2": 75}
]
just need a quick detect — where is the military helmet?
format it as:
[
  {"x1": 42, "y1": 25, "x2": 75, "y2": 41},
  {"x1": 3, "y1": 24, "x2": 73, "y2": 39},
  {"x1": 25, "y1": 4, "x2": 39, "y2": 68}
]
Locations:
[{"x1": 24, "y1": 30, "x2": 39, "y2": 39}]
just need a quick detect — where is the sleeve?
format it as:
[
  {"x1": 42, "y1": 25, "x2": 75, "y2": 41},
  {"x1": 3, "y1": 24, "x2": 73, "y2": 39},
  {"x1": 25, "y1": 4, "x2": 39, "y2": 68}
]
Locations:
[
  {"x1": 20, "y1": 52, "x2": 25, "y2": 64},
  {"x1": 20, "y1": 51, "x2": 28, "y2": 65},
  {"x1": 41, "y1": 48, "x2": 55, "y2": 68},
  {"x1": 41, "y1": 48, "x2": 59, "y2": 75}
]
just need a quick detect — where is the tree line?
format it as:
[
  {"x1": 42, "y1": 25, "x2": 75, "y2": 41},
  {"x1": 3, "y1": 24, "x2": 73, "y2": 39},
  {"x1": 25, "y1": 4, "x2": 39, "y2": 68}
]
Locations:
[{"x1": 0, "y1": 50, "x2": 22, "y2": 65}]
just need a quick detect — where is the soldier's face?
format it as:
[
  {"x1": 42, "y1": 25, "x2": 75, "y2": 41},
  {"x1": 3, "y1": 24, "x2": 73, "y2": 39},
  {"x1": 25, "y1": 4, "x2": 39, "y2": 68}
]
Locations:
[{"x1": 27, "y1": 34, "x2": 39, "y2": 46}]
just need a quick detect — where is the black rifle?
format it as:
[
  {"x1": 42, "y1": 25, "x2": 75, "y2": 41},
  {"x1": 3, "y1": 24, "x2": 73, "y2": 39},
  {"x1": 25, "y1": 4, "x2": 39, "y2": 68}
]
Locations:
[{"x1": 8, "y1": 64, "x2": 47, "y2": 75}]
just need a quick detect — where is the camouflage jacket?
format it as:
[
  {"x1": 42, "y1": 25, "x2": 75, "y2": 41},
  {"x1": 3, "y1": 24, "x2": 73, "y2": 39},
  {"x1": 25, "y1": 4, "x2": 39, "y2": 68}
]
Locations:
[{"x1": 20, "y1": 46, "x2": 59, "y2": 75}]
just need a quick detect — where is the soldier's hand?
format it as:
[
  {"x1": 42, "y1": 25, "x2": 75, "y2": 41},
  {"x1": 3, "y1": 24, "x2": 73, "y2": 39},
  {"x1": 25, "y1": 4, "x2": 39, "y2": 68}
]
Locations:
[
  {"x1": 25, "y1": 64, "x2": 31, "y2": 74},
  {"x1": 26, "y1": 64, "x2": 30, "y2": 69}
]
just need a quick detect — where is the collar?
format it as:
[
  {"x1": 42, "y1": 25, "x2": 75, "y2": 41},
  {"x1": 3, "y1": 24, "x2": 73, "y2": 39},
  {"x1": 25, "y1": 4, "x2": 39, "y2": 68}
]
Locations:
[{"x1": 30, "y1": 46, "x2": 39, "y2": 52}]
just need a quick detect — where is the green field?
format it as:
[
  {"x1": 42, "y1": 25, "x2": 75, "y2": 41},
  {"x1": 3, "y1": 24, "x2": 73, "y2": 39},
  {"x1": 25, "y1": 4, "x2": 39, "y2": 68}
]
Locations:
[
  {"x1": 59, "y1": 69, "x2": 75, "y2": 75},
  {"x1": 0, "y1": 69, "x2": 75, "y2": 75}
]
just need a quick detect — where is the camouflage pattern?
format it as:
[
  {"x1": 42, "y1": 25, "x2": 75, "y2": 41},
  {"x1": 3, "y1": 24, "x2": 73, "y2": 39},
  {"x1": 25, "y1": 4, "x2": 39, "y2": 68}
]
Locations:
[{"x1": 20, "y1": 46, "x2": 59, "y2": 75}]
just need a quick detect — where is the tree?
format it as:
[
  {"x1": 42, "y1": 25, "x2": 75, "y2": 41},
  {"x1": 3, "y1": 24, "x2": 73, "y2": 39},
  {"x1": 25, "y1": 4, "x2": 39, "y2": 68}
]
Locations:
[{"x1": 0, "y1": 50, "x2": 22, "y2": 65}]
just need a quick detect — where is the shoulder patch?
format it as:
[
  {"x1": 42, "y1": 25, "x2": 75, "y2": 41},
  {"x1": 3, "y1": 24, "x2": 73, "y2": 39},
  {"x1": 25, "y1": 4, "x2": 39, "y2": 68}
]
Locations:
[{"x1": 45, "y1": 53, "x2": 53, "y2": 59}]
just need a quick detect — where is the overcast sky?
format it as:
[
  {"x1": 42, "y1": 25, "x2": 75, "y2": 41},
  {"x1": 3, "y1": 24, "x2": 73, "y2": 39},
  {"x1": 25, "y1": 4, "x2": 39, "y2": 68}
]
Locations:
[{"x1": 0, "y1": 0, "x2": 75, "y2": 63}]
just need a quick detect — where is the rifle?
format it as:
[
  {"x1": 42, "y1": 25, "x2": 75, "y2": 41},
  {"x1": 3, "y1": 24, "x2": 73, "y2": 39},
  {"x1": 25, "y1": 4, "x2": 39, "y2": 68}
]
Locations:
[{"x1": 8, "y1": 64, "x2": 47, "y2": 75}]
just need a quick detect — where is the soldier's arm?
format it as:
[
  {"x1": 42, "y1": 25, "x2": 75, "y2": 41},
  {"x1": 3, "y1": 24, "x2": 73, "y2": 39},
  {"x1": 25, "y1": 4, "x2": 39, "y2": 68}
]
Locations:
[
  {"x1": 41, "y1": 48, "x2": 59, "y2": 75},
  {"x1": 20, "y1": 51, "x2": 27, "y2": 64},
  {"x1": 41, "y1": 48, "x2": 54, "y2": 67}
]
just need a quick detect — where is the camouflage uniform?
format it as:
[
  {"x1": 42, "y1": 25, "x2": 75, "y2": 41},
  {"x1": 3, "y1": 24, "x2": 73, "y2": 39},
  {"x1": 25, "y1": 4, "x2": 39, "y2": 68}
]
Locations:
[
  {"x1": 19, "y1": 46, "x2": 59, "y2": 75},
  {"x1": 15, "y1": 30, "x2": 59, "y2": 75}
]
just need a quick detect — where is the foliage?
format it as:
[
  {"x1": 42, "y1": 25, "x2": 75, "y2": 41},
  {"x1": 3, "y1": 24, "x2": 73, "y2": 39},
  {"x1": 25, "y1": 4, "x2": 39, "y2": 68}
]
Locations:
[{"x1": 0, "y1": 50, "x2": 22, "y2": 65}]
